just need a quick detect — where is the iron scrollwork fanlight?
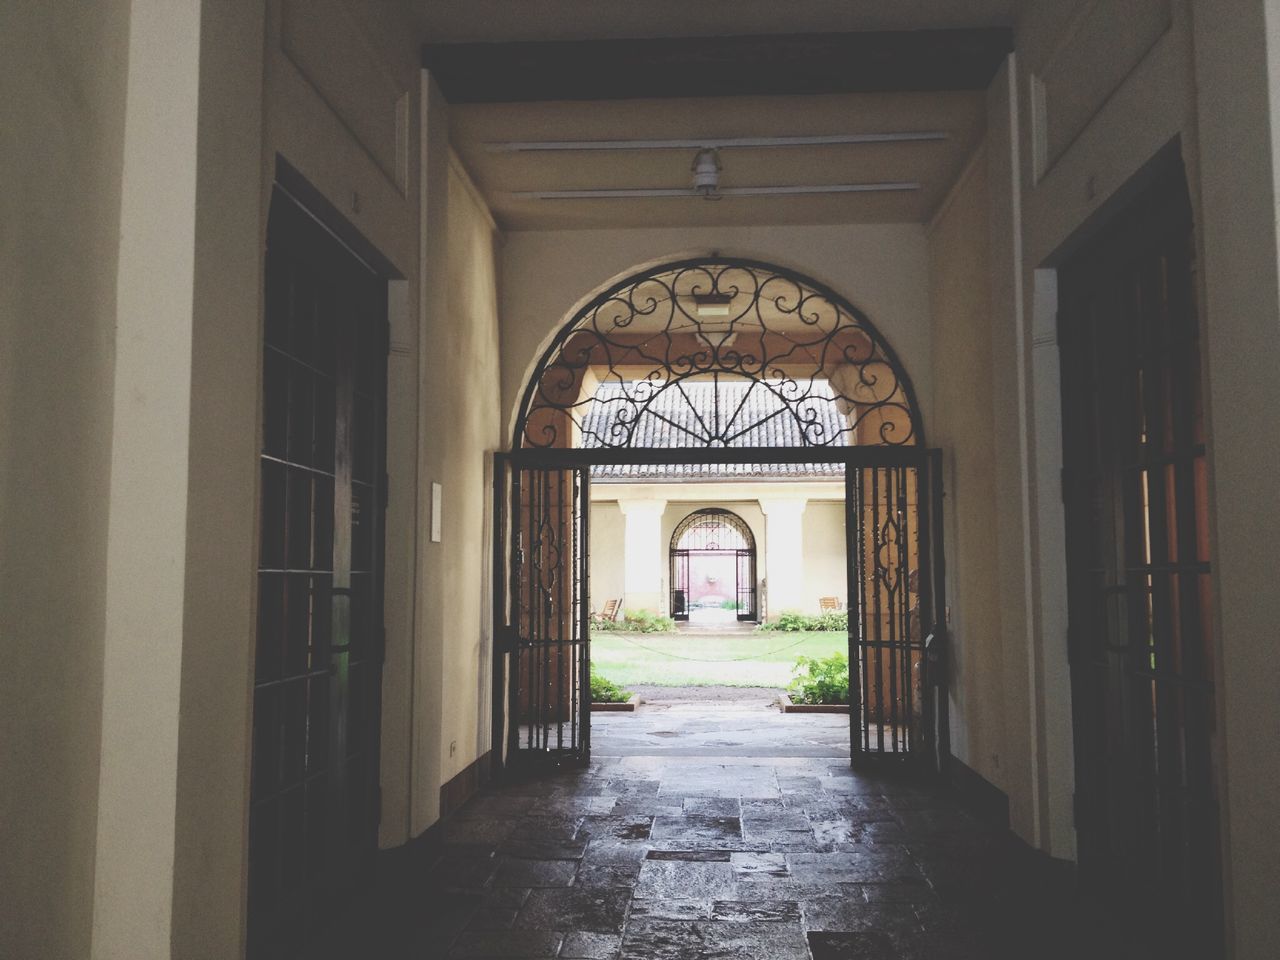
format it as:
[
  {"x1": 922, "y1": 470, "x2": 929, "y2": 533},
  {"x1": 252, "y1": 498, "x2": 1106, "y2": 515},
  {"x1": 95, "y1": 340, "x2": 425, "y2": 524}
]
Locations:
[{"x1": 517, "y1": 259, "x2": 921, "y2": 450}]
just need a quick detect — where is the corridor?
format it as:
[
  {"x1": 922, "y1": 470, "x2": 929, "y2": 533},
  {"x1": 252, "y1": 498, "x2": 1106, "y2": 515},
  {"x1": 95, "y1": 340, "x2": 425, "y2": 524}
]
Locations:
[{"x1": 372, "y1": 722, "x2": 1158, "y2": 960}]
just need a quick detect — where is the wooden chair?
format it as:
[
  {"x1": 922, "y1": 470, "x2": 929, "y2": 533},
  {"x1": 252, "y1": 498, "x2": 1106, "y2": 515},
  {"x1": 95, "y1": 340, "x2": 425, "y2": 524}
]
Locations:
[
  {"x1": 600, "y1": 598, "x2": 621, "y2": 622},
  {"x1": 819, "y1": 596, "x2": 842, "y2": 612}
]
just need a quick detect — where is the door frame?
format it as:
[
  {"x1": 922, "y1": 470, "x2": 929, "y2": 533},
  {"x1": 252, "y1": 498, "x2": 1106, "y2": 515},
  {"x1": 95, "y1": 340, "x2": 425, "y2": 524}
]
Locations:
[
  {"x1": 491, "y1": 444, "x2": 949, "y2": 776},
  {"x1": 248, "y1": 180, "x2": 392, "y2": 957},
  {"x1": 1057, "y1": 154, "x2": 1222, "y2": 952},
  {"x1": 668, "y1": 507, "x2": 758, "y2": 623}
]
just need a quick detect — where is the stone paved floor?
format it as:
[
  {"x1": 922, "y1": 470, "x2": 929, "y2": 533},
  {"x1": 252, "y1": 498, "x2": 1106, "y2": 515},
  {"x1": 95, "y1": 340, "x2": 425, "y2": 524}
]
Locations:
[{"x1": 346, "y1": 705, "x2": 1167, "y2": 959}]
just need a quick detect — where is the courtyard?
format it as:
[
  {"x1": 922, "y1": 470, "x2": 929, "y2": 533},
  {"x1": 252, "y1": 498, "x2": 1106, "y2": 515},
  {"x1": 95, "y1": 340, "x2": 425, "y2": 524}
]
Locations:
[{"x1": 589, "y1": 628, "x2": 847, "y2": 690}]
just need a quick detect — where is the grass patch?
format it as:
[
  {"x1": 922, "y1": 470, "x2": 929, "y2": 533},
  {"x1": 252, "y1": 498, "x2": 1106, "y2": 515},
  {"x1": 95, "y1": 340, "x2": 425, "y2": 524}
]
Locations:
[{"x1": 590, "y1": 630, "x2": 848, "y2": 688}]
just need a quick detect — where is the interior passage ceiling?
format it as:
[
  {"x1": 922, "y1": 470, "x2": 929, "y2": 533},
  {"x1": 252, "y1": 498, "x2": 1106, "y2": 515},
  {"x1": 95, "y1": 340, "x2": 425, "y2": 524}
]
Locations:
[
  {"x1": 424, "y1": 5, "x2": 1010, "y2": 231},
  {"x1": 450, "y1": 90, "x2": 986, "y2": 231}
]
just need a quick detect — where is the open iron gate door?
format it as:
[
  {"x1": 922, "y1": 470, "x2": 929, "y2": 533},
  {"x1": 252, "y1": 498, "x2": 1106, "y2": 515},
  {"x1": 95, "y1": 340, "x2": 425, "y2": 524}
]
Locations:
[
  {"x1": 492, "y1": 447, "x2": 948, "y2": 776},
  {"x1": 493, "y1": 456, "x2": 592, "y2": 770},
  {"x1": 846, "y1": 450, "x2": 949, "y2": 772}
]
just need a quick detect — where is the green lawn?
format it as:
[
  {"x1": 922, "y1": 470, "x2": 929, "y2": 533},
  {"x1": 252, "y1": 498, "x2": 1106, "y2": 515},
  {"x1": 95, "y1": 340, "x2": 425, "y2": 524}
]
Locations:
[{"x1": 589, "y1": 630, "x2": 848, "y2": 688}]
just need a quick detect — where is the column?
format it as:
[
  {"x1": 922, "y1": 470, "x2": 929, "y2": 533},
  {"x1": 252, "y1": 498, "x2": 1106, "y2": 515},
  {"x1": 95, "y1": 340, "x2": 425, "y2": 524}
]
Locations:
[
  {"x1": 617, "y1": 499, "x2": 667, "y2": 613},
  {"x1": 760, "y1": 498, "x2": 808, "y2": 617}
]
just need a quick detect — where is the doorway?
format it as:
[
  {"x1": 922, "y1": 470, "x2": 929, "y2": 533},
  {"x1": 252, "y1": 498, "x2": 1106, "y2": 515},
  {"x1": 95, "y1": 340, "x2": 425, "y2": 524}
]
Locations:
[
  {"x1": 247, "y1": 189, "x2": 389, "y2": 958},
  {"x1": 492, "y1": 255, "x2": 948, "y2": 775},
  {"x1": 670, "y1": 508, "x2": 757, "y2": 624},
  {"x1": 1058, "y1": 158, "x2": 1221, "y2": 954}
]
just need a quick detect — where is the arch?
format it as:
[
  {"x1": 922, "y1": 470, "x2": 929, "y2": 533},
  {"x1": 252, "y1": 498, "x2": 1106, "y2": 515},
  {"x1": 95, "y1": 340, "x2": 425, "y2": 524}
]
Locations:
[
  {"x1": 668, "y1": 508, "x2": 757, "y2": 623},
  {"x1": 514, "y1": 257, "x2": 924, "y2": 450},
  {"x1": 670, "y1": 508, "x2": 755, "y2": 552}
]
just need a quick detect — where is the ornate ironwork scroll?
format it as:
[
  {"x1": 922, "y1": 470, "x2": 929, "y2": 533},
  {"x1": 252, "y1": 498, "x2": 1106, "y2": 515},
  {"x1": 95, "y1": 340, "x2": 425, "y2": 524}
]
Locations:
[
  {"x1": 671, "y1": 508, "x2": 754, "y2": 552},
  {"x1": 517, "y1": 259, "x2": 922, "y2": 450}
]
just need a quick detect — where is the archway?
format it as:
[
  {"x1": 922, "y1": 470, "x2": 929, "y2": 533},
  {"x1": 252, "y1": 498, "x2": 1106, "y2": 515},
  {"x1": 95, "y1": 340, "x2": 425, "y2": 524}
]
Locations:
[
  {"x1": 515, "y1": 257, "x2": 923, "y2": 451},
  {"x1": 669, "y1": 508, "x2": 757, "y2": 623},
  {"x1": 496, "y1": 257, "x2": 946, "y2": 774}
]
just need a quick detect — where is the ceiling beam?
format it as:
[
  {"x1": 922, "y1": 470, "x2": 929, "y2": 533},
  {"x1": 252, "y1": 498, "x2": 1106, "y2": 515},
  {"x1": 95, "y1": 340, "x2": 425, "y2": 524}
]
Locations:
[
  {"x1": 422, "y1": 29, "x2": 1014, "y2": 104},
  {"x1": 485, "y1": 132, "x2": 949, "y2": 152},
  {"x1": 513, "y1": 182, "x2": 921, "y2": 200}
]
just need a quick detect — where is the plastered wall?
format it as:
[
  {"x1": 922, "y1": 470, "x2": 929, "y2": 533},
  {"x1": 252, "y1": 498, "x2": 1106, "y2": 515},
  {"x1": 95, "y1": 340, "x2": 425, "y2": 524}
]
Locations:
[
  {"x1": 801, "y1": 502, "x2": 849, "y2": 609},
  {"x1": 0, "y1": 3, "x2": 130, "y2": 956},
  {"x1": 433, "y1": 163, "x2": 502, "y2": 792},
  {"x1": 926, "y1": 146, "x2": 1008, "y2": 801},
  {"x1": 590, "y1": 502, "x2": 627, "y2": 611}
]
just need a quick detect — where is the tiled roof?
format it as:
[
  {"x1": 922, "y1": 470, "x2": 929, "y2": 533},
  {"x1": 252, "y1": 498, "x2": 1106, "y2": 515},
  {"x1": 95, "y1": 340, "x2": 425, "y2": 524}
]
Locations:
[{"x1": 583, "y1": 380, "x2": 846, "y2": 481}]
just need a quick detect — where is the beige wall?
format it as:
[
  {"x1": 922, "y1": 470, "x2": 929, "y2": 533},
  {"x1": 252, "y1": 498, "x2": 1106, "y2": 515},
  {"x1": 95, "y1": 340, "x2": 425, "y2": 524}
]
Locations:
[
  {"x1": 801, "y1": 502, "x2": 849, "y2": 610},
  {"x1": 434, "y1": 162, "x2": 502, "y2": 791},
  {"x1": 0, "y1": 3, "x2": 130, "y2": 956},
  {"x1": 590, "y1": 501, "x2": 627, "y2": 610},
  {"x1": 926, "y1": 145, "x2": 1008, "y2": 804},
  {"x1": 499, "y1": 224, "x2": 933, "y2": 447}
]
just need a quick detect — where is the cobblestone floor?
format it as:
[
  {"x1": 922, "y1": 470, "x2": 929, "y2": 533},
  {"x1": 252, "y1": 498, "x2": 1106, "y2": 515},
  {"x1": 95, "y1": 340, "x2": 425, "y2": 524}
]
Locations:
[{"x1": 343, "y1": 707, "x2": 1166, "y2": 959}]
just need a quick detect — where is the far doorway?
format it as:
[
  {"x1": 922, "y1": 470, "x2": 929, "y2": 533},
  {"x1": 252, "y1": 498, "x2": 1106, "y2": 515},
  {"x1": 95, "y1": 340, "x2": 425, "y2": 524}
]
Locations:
[{"x1": 669, "y1": 508, "x2": 757, "y2": 624}]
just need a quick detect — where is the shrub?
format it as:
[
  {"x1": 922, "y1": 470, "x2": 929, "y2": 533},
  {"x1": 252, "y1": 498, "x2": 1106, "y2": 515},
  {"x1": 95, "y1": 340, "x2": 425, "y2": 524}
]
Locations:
[
  {"x1": 591, "y1": 674, "x2": 633, "y2": 703},
  {"x1": 595, "y1": 609, "x2": 677, "y2": 633},
  {"x1": 788, "y1": 652, "x2": 850, "y2": 705},
  {"x1": 719, "y1": 599, "x2": 743, "y2": 611},
  {"x1": 758, "y1": 610, "x2": 848, "y2": 632}
]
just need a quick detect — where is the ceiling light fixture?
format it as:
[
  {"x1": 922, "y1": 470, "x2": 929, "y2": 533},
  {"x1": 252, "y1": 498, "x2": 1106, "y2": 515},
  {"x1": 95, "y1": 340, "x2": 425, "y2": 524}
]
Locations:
[
  {"x1": 691, "y1": 148, "x2": 722, "y2": 200},
  {"x1": 693, "y1": 292, "x2": 733, "y2": 316}
]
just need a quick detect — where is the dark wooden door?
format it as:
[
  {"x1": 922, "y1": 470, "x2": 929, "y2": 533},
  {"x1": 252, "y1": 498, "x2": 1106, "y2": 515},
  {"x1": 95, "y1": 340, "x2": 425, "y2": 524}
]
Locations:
[
  {"x1": 248, "y1": 190, "x2": 388, "y2": 958},
  {"x1": 1059, "y1": 162, "x2": 1221, "y2": 955}
]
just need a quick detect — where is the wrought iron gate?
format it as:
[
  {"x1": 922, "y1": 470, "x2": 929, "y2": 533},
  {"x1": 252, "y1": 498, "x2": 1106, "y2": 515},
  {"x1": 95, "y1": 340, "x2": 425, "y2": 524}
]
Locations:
[
  {"x1": 496, "y1": 257, "x2": 947, "y2": 774},
  {"x1": 494, "y1": 447, "x2": 947, "y2": 774},
  {"x1": 494, "y1": 458, "x2": 592, "y2": 769},
  {"x1": 846, "y1": 452, "x2": 947, "y2": 769},
  {"x1": 670, "y1": 551, "x2": 690, "y2": 620}
]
